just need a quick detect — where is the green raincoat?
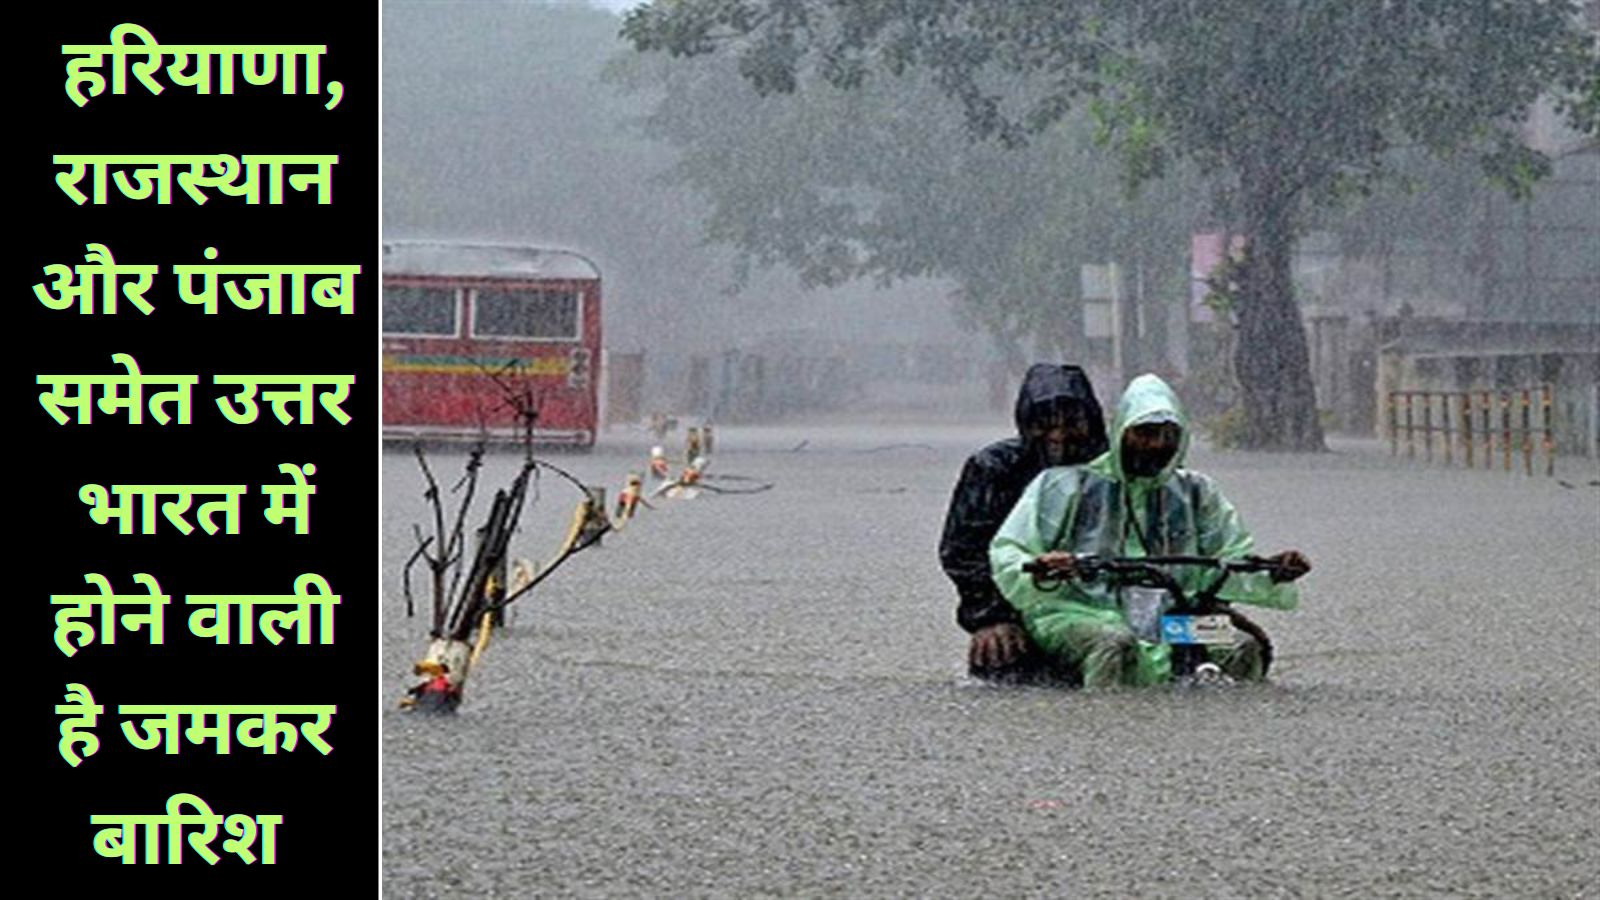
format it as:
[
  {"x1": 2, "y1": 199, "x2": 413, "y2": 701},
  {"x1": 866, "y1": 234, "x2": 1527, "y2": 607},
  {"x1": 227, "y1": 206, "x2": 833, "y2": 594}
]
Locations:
[{"x1": 989, "y1": 374, "x2": 1298, "y2": 684}]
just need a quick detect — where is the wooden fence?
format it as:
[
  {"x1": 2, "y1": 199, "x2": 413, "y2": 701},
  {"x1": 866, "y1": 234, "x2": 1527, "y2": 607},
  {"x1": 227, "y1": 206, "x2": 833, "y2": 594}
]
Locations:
[{"x1": 1387, "y1": 385, "x2": 1555, "y2": 476}]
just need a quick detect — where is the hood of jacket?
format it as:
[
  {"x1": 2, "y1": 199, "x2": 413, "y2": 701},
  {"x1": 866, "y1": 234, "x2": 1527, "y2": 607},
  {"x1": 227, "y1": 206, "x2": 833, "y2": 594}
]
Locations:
[
  {"x1": 1094, "y1": 373, "x2": 1190, "y2": 484},
  {"x1": 1012, "y1": 363, "x2": 1108, "y2": 458}
]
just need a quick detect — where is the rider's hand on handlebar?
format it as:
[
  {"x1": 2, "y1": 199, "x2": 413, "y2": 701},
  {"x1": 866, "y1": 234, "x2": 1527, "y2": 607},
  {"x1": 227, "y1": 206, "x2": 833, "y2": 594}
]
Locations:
[
  {"x1": 1034, "y1": 551, "x2": 1079, "y2": 578},
  {"x1": 1267, "y1": 550, "x2": 1311, "y2": 583}
]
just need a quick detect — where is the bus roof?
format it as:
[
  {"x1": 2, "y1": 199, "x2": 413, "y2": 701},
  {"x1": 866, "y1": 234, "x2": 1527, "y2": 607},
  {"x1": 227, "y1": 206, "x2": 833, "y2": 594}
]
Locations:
[{"x1": 383, "y1": 242, "x2": 600, "y2": 281}]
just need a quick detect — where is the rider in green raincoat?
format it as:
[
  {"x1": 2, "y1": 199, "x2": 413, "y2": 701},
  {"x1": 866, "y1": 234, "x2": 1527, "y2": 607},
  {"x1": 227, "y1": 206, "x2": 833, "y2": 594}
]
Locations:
[{"x1": 989, "y1": 374, "x2": 1311, "y2": 686}]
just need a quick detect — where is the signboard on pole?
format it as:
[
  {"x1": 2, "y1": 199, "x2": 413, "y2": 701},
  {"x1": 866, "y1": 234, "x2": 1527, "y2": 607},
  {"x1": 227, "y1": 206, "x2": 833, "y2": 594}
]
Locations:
[{"x1": 1080, "y1": 262, "x2": 1120, "y2": 339}]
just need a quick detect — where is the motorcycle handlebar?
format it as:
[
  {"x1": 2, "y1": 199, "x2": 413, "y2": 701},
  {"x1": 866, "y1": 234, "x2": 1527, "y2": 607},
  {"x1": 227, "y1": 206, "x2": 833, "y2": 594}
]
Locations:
[{"x1": 1021, "y1": 554, "x2": 1287, "y2": 579}]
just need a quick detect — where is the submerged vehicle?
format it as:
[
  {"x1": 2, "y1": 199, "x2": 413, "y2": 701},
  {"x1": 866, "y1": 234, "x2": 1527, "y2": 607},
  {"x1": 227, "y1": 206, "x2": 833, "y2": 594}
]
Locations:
[{"x1": 1020, "y1": 554, "x2": 1290, "y2": 684}]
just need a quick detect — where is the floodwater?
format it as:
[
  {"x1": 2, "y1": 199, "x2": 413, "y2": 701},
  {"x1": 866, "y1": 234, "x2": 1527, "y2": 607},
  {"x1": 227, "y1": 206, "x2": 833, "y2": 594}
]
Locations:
[{"x1": 383, "y1": 424, "x2": 1599, "y2": 897}]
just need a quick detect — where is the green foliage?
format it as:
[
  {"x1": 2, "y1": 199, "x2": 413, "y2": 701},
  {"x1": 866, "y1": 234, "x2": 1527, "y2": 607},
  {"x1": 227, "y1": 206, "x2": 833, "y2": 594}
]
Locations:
[
  {"x1": 624, "y1": 1, "x2": 1598, "y2": 210},
  {"x1": 611, "y1": 41, "x2": 1206, "y2": 360},
  {"x1": 1199, "y1": 406, "x2": 1248, "y2": 451},
  {"x1": 1479, "y1": 135, "x2": 1555, "y2": 202},
  {"x1": 622, "y1": 0, "x2": 1599, "y2": 448},
  {"x1": 1199, "y1": 252, "x2": 1245, "y2": 319}
]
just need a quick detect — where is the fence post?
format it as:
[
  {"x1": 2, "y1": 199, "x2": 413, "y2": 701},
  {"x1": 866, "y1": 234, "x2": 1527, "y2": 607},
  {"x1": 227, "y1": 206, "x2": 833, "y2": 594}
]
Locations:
[
  {"x1": 1592, "y1": 383, "x2": 1600, "y2": 462},
  {"x1": 1502, "y1": 391, "x2": 1512, "y2": 472},
  {"x1": 1461, "y1": 393, "x2": 1474, "y2": 469},
  {"x1": 1521, "y1": 389, "x2": 1533, "y2": 476},
  {"x1": 1442, "y1": 393, "x2": 1453, "y2": 466},
  {"x1": 1481, "y1": 391, "x2": 1492, "y2": 468},
  {"x1": 1405, "y1": 394, "x2": 1415, "y2": 460},
  {"x1": 1542, "y1": 383, "x2": 1554, "y2": 477},
  {"x1": 1388, "y1": 393, "x2": 1398, "y2": 456},
  {"x1": 1423, "y1": 394, "x2": 1433, "y2": 462}
]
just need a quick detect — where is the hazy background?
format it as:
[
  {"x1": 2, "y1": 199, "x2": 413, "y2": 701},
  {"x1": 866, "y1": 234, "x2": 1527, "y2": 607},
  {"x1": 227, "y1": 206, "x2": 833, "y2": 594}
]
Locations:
[
  {"x1": 383, "y1": 0, "x2": 1596, "y2": 433},
  {"x1": 383, "y1": 0, "x2": 982, "y2": 420}
]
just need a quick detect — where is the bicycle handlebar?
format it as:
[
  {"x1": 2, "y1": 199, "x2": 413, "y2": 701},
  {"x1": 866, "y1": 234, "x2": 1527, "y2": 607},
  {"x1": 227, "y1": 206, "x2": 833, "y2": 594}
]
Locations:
[{"x1": 1021, "y1": 555, "x2": 1290, "y2": 596}]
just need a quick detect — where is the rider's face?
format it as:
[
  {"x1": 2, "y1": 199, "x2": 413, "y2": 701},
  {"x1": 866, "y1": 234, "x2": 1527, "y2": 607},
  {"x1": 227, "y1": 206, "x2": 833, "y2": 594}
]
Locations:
[
  {"x1": 1121, "y1": 422, "x2": 1180, "y2": 477},
  {"x1": 1029, "y1": 411, "x2": 1090, "y2": 465}
]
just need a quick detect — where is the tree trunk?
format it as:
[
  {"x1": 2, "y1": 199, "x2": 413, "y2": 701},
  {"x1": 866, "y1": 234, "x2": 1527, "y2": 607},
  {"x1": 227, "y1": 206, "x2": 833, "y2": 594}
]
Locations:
[
  {"x1": 1113, "y1": 262, "x2": 1139, "y2": 387},
  {"x1": 1058, "y1": 281, "x2": 1086, "y2": 362},
  {"x1": 990, "y1": 331, "x2": 1028, "y2": 408},
  {"x1": 1233, "y1": 194, "x2": 1326, "y2": 451},
  {"x1": 1020, "y1": 270, "x2": 1088, "y2": 371}
]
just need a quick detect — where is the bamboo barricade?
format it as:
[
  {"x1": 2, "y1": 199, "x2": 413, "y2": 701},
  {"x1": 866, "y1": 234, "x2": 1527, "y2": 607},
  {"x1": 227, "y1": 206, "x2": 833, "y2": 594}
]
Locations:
[
  {"x1": 402, "y1": 417, "x2": 763, "y2": 711},
  {"x1": 1386, "y1": 385, "x2": 1556, "y2": 476}
]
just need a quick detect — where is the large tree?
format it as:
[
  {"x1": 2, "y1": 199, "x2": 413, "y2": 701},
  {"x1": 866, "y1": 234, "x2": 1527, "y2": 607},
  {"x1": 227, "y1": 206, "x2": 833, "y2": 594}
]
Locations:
[
  {"x1": 624, "y1": 0, "x2": 1599, "y2": 449},
  {"x1": 610, "y1": 48, "x2": 1206, "y2": 375}
]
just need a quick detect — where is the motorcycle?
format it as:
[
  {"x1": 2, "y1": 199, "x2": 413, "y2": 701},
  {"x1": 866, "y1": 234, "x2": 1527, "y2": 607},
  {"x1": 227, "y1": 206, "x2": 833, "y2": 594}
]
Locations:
[{"x1": 1020, "y1": 554, "x2": 1291, "y2": 683}]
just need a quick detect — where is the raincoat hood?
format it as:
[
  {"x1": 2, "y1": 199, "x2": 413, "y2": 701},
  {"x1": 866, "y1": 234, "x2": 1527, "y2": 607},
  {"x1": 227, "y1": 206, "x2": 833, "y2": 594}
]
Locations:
[
  {"x1": 1100, "y1": 374, "x2": 1191, "y2": 484},
  {"x1": 1012, "y1": 363, "x2": 1108, "y2": 456},
  {"x1": 989, "y1": 371, "x2": 1299, "y2": 672},
  {"x1": 940, "y1": 363, "x2": 1107, "y2": 633}
]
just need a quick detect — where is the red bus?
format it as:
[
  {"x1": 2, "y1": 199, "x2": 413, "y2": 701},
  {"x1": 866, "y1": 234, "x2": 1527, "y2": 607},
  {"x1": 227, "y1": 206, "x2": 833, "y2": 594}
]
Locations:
[{"x1": 382, "y1": 242, "x2": 601, "y2": 446}]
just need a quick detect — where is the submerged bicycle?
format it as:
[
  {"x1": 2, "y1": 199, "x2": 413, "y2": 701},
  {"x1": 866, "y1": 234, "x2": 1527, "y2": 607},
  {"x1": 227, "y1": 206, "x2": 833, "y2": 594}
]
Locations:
[{"x1": 1020, "y1": 554, "x2": 1298, "y2": 683}]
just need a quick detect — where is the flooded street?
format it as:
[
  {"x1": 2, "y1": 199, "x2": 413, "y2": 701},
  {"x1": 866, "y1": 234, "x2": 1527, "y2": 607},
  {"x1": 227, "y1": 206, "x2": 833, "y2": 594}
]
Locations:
[
  {"x1": 379, "y1": 2, "x2": 1600, "y2": 893},
  {"x1": 382, "y1": 425, "x2": 1599, "y2": 897}
]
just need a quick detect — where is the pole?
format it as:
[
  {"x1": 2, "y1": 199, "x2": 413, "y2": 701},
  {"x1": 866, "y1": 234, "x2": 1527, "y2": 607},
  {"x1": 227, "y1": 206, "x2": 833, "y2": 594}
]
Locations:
[
  {"x1": 1405, "y1": 394, "x2": 1415, "y2": 460},
  {"x1": 1442, "y1": 393, "x2": 1453, "y2": 466},
  {"x1": 1481, "y1": 391, "x2": 1492, "y2": 469},
  {"x1": 1502, "y1": 391, "x2": 1512, "y2": 472},
  {"x1": 1423, "y1": 394, "x2": 1433, "y2": 463},
  {"x1": 1388, "y1": 393, "x2": 1398, "y2": 456},
  {"x1": 1521, "y1": 389, "x2": 1533, "y2": 477},
  {"x1": 1542, "y1": 383, "x2": 1554, "y2": 477}
]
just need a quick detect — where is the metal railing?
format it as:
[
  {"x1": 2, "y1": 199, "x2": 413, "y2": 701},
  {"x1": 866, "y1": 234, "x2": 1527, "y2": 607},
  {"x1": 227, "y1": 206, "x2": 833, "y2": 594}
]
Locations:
[{"x1": 1386, "y1": 385, "x2": 1555, "y2": 476}]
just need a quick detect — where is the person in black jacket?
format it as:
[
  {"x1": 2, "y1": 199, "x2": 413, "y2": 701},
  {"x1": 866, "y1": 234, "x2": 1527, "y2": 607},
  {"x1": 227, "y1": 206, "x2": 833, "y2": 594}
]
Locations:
[{"x1": 939, "y1": 363, "x2": 1108, "y2": 681}]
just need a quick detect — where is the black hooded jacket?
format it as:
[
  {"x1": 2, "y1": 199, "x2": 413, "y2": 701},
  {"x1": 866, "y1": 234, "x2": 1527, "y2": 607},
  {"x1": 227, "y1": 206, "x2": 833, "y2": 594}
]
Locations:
[{"x1": 939, "y1": 364, "x2": 1108, "y2": 633}]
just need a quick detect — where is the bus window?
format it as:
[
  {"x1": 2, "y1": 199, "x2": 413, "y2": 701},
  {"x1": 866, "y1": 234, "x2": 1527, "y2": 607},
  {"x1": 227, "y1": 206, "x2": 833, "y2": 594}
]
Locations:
[
  {"x1": 472, "y1": 288, "x2": 579, "y2": 341},
  {"x1": 384, "y1": 285, "x2": 459, "y2": 336}
]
